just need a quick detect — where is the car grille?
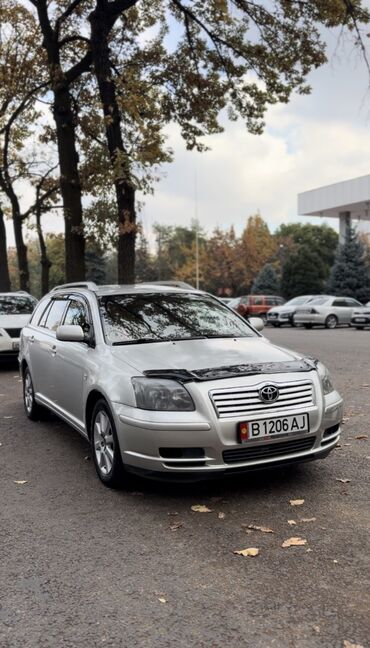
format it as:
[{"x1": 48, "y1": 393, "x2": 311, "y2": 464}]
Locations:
[
  {"x1": 210, "y1": 380, "x2": 314, "y2": 418},
  {"x1": 5, "y1": 328, "x2": 22, "y2": 338},
  {"x1": 223, "y1": 437, "x2": 315, "y2": 464}
]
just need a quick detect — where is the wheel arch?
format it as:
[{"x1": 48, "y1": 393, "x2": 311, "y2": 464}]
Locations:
[{"x1": 85, "y1": 389, "x2": 107, "y2": 439}]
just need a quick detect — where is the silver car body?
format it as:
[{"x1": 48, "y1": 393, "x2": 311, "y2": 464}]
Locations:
[
  {"x1": 351, "y1": 302, "x2": 370, "y2": 329},
  {"x1": 19, "y1": 283, "x2": 343, "y2": 480},
  {"x1": 294, "y1": 295, "x2": 363, "y2": 328},
  {"x1": 267, "y1": 295, "x2": 316, "y2": 326}
]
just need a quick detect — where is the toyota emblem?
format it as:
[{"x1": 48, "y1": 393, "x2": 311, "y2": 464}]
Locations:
[{"x1": 259, "y1": 385, "x2": 279, "y2": 403}]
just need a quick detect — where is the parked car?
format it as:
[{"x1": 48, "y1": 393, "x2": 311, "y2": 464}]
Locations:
[
  {"x1": 19, "y1": 282, "x2": 343, "y2": 487},
  {"x1": 229, "y1": 294, "x2": 285, "y2": 320},
  {"x1": 350, "y1": 302, "x2": 370, "y2": 329},
  {"x1": 0, "y1": 292, "x2": 37, "y2": 360},
  {"x1": 267, "y1": 295, "x2": 317, "y2": 327},
  {"x1": 294, "y1": 296, "x2": 363, "y2": 329}
]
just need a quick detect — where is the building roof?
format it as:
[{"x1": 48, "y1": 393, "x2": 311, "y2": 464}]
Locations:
[{"x1": 298, "y1": 174, "x2": 370, "y2": 220}]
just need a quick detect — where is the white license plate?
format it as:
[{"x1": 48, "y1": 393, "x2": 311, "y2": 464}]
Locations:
[
  {"x1": 240, "y1": 413, "x2": 309, "y2": 441},
  {"x1": 354, "y1": 318, "x2": 366, "y2": 323}
]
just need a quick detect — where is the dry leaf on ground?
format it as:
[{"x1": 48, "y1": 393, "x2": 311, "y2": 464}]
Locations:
[
  {"x1": 191, "y1": 504, "x2": 212, "y2": 513},
  {"x1": 218, "y1": 512, "x2": 226, "y2": 519},
  {"x1": 355, "y1": 435, "x2": 368, "y2": 440},
  {"x1": 290, "y1": 499, "x2": 304, "y2": 506},
  {"x1": 14, "y1": 480, "x2": 27, "y2": 485},
  {"x1": 4, "y1": 416, "x2": 13, "y2": 419},
  {"x1": 336, "y1": 478, "x2": 351, "y2": 483},
  {"x1": 300, "y1": 517, "x2": 316, "y2": 523},
  {"x1": 233, "y1": 547, "x2": 259, "y2": 557},
  {"x1": 287, "y1": 520, "x2": 297, "y2": 525},
  {"x1": 282, "y1": 537, "x2": 307, "y2": 548},
  {"x1": 343, "y1": 641, "x2": 364, "y2": 648},
  {"x1": 247, "y1": 524, "x2": 274, "y2": 533},
  {"x1": 169, "y1": 521, "x2": 183, "y2": 531},
  {"x1": 158, "y1": 597, "x2": 167, "y2": 604}
]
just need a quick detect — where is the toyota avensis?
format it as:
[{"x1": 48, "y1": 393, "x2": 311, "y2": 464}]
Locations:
[{"x1": 19, "y1": 283, "x2": 343, "y2": 488}]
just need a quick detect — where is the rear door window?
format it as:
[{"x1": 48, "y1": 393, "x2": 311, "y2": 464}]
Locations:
[
  {"x1": 333, "y1": 299, "x2": 347, "y2": 307},
  {"x1": 43, "y1": 300, "x2": 69, "y2": 331}
]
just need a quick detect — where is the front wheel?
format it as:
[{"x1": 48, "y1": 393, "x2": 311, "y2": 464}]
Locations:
[
  {"x1": 355, "y1": 326, "x2": 365, "y2": 330},
  {"x1": 91, "y1": 399, "x2": 126, "y2": 488},
  {"x1": 23, "y1": 367, "x2": 47, "y2": 420},
  {"x1": 325, "y1": 314, "x2": 338, "y2": 329}
]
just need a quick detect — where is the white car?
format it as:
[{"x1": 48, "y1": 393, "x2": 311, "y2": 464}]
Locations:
[
  {"x1": 0, "y1": 292, "x2": 37, "y2": 360},
  {"x1": 267, "y1": 295, "x2": 317, "y2": 327},
  {"x1": 19, "y1": 282, "x2": 343, "y2": 487},
  {"x1": 351, "y1": 302, "x2": 370, "y2": 329},
  {"x1": 294, "y1": 296, "x2": 363, "y2": 329}
]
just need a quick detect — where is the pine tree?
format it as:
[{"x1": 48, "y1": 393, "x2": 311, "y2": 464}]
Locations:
[
  {"x1": 281, "y1": 249, "x2": 327, "y2": 299},
  {"x1": 327, "y1": 229, "x2": 370, "y2": 302},
  {"x1": 252, "y1": 264, "x2": 280, "y2": 294}
]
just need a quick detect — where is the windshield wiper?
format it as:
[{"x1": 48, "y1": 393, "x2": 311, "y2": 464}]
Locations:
[{"x1": 112, "y1": 338, "x2": 163, "y2": 346}]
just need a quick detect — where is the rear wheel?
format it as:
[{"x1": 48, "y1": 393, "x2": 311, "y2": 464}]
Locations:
[
  {"x1": 23, "y1": 367, "x2": 47, "y2": 421},
  {"x1": 355, "y1": 326, "x2": 365, "y2": 330},
  {"x1": 91, "y1": 399, "x2": 126, "y2": 488},
  {"x1": 325, "y1": 314, "x2": 338, "y2": 329}
]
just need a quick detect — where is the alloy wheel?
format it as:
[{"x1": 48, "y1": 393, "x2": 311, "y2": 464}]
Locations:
[
  {"x1": 24, "y1": 371, "x2": 34, "y2": 415},
  {"x1": 93, "y1": 410, "x2": 115, "y2": 476}
]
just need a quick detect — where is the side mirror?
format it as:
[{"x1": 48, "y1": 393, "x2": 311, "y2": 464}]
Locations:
[
  {"x1": 56, "y1": 324, "x2": 85, "y2": 342},
  {"x1": 249, "y1": 317, "x2": 265, "y2": 332}
]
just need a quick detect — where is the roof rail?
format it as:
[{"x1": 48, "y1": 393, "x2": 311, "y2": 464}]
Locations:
[{"x1": 51, "y1": 282, "x2": 98, "y2": 292}]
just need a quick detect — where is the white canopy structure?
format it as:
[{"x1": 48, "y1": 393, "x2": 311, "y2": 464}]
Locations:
[{"x1": 298, "y1": 174, "x2": 370, "y2": 243}]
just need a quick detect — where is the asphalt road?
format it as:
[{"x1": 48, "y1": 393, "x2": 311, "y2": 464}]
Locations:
[{"x1": 1, "y1": 328, "x2": 370, "y2": 648}]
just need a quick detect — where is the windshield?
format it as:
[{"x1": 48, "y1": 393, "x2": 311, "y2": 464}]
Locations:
[
  {"x1": 0, "y1": 295, "x2": 36, "y2": 315},
  {"x1": 99, "y1": 292, "x2": 257, "y2": 345},
  {"x1": 307, "y1": 297, "x2": 330, "y2": 306},
  {"x1": 287, "y1": 296, "x2": 312, "y2": 306}
]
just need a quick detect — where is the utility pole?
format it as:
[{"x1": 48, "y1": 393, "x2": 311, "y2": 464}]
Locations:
[{"x1": 194, "y1": 172, "x2": 200, "y2": 290}]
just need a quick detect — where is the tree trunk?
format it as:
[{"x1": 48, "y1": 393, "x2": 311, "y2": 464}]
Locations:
[
  {"x1": 90, "y1": 7, "x2": 136, "y2": 284},
  {"x1": 35, "y1": 206, "x2": 52, "y2": 296},
  {"x1": 0, "y1": 204, "x2": 11, "y2": 291},
  {"x1": 53, "y1": 81, "x2": 85, "y2": 282},
  {"x1": 34, "y1": 3, "x2": 86, "y2": 283}
]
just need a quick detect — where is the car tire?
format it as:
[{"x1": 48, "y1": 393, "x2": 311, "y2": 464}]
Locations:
[
  {"x1": 290, "y1": 315, "x2": 296, "y2": 327},
  {"x1": 304, "y1": 324, "x2": 312, "y2": 329},
  {"x1": 91, "y1": 399, "x2": 126, "y2": 489},
  {"x1": 325, "y1": 314, "x2": 338, "y2": 329},
  {"x1": 355, "y1": 326, "x2": 365, "y2": 330},
  {"x1": 272, "y1": 322, "x2": 280, "y2": 328},
  {"x1": 23, "y1": 366, "x2": 47, "y2": 421}
]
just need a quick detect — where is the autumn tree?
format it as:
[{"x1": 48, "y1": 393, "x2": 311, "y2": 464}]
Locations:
[{"x1": 240, "y1": 214, "x2": 277, "y2": 289}]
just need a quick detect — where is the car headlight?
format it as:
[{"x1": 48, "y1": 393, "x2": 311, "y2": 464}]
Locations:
[
  {"x1": 317, "y1": 362, "x2": 334, "y2": 395},
  {"x1": 132, "y1": 377, "x2": 195, "y2": 411}
]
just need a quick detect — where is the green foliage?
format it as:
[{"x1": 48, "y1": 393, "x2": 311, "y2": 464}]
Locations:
[
  {"x1": 327, "y1": 229, "x2": 370, "y2": 302},
  {"x1": 281, "y1": 248, "x2": 327, "y2": 299},
  {"x1": 86, "y1": 243, "x2": 107, "y2": 285},
  {"x1": 252, "y1": 264, "x2": 280, "y2": 295}
]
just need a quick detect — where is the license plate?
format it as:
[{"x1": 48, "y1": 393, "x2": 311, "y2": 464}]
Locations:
[
  {"x1": 12, "y1": 341, "x2": 19, "y2": 351},
  {"x1": 239, "y1": 413, "x2": 309, "y2": 442},
  {"x1": 353, "y1": 318, "x2": 366, "y2": 323}
]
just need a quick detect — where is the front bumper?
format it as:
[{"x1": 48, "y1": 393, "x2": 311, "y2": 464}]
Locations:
[
  {"x1": 111, "y1": 376, "x2": 343, "y2": 479},
  {"x1": 0, "y1": 337, "x2": 20, "y2": 357},
  {"x1": 351, "y1": 316, "x2": 370, "y2": 327}
]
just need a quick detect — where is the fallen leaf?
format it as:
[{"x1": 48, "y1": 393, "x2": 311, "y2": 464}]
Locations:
[
  {"x1": 306, "y1": 548, "x2": 313, "y2": 553},
  {"x1": 218, "y1": 512, "x2": 226, "y2": 519},
  {"x1": 343, "y1": 642, "x2": 364, "y2": 648},
  {"x1": 233, "y1": 547, "x2": 259, "y2": 557},
  {"x1": 247, "y1": 524, "x2": 274, "y2": 533},
  {"x1": 336, "y1": 478, "x2": 351, "y2": 483},
  {"x1": 169, "y1": 521, "x2": 183, "y2": 531},
  {"x1": 343, "y1": 443, "x2": 351, "y2": 447},
  {"x1": 290, "y1": 499, "x2": 304, "y2": 506},
  {"x1": 300, "y1": 517, "x2": 316, "y2": 523},
  {"x1": 355, "y1": 435, "x2": 368, "y2": 440},
  {"x1": 282, "y1": 537, "x2": 307, "y2": 548},
  {"x1": 342, "y1": 417, "x2": 350, "y2": 423},
  {"x1": 158, "y1": 597, "x2": 167, "y2": 604},
  {"x1": 4, "y1": 416, "x2": 13, "y2": 419},
  {"x1": 313, "y1": 625, "x2": 320, "y2": 634},
  {"x1": 333, "y1": 560, "x2": 338, "y2": 564},
  {"x1": 14, "y1": 480, "x2": 27, "y2": 485},
  {"x1": 191, "y1": 505, "x2": 212, "y2": 513},
  {"x1": 288, "y1": 520, "x2": 297, "y2": 525}
]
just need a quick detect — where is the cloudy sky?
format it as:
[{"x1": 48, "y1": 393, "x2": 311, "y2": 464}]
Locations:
[{"x1": 5, "y1": 23, "x2": 370, "y2": 247}]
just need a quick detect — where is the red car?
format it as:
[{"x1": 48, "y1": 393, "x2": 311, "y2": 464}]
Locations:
[{"x1": 228, "y1": 295, "x2": 285, "y2": 320}]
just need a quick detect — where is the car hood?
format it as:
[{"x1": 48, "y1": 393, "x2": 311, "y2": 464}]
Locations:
[
  {"x1": 0, "y1": 314, "x2": 30, "y2": 329},
  {"x1": 111, "y1": 337, "x2": 302, "y2": 375}
]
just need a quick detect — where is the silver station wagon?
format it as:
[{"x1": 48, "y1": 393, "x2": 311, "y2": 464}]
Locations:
[{"x1": 19, "y1": 283, "x2": 343, "y2": 487}]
